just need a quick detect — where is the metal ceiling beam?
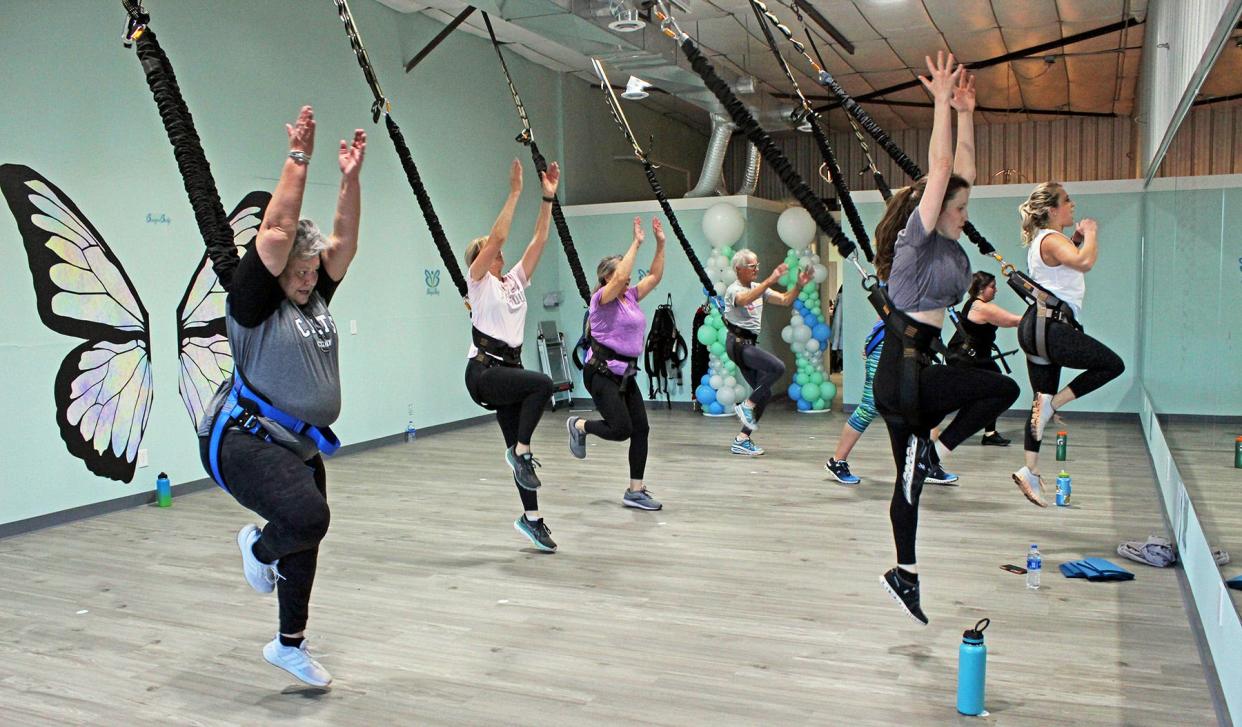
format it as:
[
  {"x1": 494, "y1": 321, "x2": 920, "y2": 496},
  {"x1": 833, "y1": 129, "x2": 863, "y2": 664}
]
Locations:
[
  {"x1": 793, "y1": 0, "x2": 855, "y2": 55},
  {"x1": 814, "y1": 17, "x2": 1143, "y2": 113},
  {"x1": 404, "y1": 5, "x2": 476, "y2": 73}
]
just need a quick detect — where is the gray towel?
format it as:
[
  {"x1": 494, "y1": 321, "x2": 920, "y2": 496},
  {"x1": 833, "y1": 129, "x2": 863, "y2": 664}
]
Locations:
[{"x1": 1117, "y1": 536, "x2": 1230, "y2": 567}]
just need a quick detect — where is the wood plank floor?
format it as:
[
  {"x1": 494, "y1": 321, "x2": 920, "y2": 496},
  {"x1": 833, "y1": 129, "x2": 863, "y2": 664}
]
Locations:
[{"x1": 0, "y1": 409, "x2": 1217, "y2": 726}]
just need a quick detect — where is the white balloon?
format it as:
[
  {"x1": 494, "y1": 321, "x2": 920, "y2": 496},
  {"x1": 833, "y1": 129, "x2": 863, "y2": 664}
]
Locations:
[
  {"x1": 777, "y1": 206, "x2": 816, "y2": 250},
  {"x1": 702, "y1": 202, "x2": 746, "y2": 248},
  {"x1": 724, "y1": 376, "x2": 737, "y2": 387},
  {"x1": 806, "y1": 338, "x2": 821, "y2": 353},
  {"x1": 791, "y1": 340, "x2": 806, "y2": 353},
  {"x1": 722, "y1": 268, "x2": 737, "y2": 286},
  {"x1": 709, "y1": 375, "x2": 723, "y2": 389},
  {"x1": 794, "y1": 325, "x2": 813, "y2": 343},
  {"x1": 715, "y1": 386, "x2": 737, "y2": 407},
  {"x1": 780, "y1": 326, "x2": 793, "y2": 343},
  {"x1": 813, "y1": 263, "x2": 828, "y2": 283},
  {"x1": 713, "y1": 280, "x2": 726, "y2": 295},
  {"x1": 734, "y1": 384, "x2": 748, "y2": 401}
]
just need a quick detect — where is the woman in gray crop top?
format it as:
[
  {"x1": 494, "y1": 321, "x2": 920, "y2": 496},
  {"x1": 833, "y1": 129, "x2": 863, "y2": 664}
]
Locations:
[{"x1": 870, "y1": 54, "x2": 1020, "y2": 627}]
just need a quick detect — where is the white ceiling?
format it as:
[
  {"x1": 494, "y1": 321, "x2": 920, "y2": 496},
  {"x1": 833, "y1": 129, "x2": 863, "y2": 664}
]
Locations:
[{"x1": 379, "y1": 0, "x2": 1152, "y2": 132}]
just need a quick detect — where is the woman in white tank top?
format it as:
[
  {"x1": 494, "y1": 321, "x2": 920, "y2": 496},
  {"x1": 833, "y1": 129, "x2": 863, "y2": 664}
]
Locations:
[{"x1": 1011, "y1": 183, "x2": 1125, "y2": 506}]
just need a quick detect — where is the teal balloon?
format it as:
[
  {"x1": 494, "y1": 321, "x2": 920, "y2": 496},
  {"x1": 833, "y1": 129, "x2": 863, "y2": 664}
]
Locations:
[
  {"x1": 724, "y1": 360, "x2": 737, "y2": 372},
  {"x1": 801, "y1": 382, "x2": 821, "y2": 402},
  {"x1": 709, "y1": 341, "x2": 725, "y2": 356},
  {"x1": 795, "y1": 372, "x2": 809, "y2": 386},
  {"x1": 712, "y1": 316, "x2": 725, "y2": 329},
  {"x1": 721, "y1": 246, "x2": 735, "y2": 260},
  {"x1": 813, "y1": 398, "x2": 826, "y2": 410},
  {"x1": 696, "y1": 325, "x2": 717, "y2": 346},
  {"x1": 810, "y1": 372, "x2": 824, "y2": 385},
  {"x1": 820, "y1": 381, "x2": 837, "y2": 403}
]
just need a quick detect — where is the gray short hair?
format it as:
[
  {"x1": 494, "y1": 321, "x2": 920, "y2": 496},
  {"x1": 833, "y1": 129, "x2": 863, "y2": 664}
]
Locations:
[
  {"x1": 731, "y1": 249, "x2": 757, "y2": 270},
  {"x1": 291, "y1": 219, "x2": 329, "y2": 260}
]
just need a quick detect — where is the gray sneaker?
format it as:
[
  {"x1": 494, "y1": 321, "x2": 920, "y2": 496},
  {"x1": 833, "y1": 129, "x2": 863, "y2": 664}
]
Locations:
[
  {"x1": 622, "y1": 488, "x2": 662, "y2": 510},
  {"x1": 566, "y1": 416, "x2": 587, "y2": 459}
]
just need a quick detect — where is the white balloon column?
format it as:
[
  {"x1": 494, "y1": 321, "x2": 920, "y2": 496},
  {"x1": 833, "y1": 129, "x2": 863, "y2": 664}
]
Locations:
[
  {"x1": 775, "y1": 207, "x2": 836, "y2": 412},
  {"x1": 694, "y1": 203, "x2": 751, "y2": 415}
]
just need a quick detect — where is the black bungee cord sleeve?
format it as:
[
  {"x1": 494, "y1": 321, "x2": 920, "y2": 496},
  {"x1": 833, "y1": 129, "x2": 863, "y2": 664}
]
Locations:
[
  {"x1": 330, "y1": 0, "x2": 469, "y2": 299},
  {"x1": 814, "y1": 67, "x2": 996, "y2": 256},
  {"x1": 677, "y1": 38, "x2": 855, "y2": 259},
  {"x1": 122, "y1": 6, "x2": 239, "y2": 287},
  {"x1": 481, "y1": 12, "x2": 591, "y2": 304}
]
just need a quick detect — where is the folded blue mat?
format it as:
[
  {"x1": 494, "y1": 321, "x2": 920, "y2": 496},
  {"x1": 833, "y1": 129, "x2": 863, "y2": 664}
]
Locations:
[
  {"x1": 1228, "y1": 575, "x2": 1242, "y2": 591},
  {"x1": 1059, "y1": 558, "x2": 1135, "y2": 582}
]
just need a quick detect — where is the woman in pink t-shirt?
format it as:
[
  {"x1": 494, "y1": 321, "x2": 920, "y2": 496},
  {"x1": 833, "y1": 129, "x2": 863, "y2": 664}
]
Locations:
[
  {"x1": 463, "y1": 158, "x2": 561, "y2": 552},
  {"x1": 566, "y1": 217, "x2": 666, "y2": 511}
]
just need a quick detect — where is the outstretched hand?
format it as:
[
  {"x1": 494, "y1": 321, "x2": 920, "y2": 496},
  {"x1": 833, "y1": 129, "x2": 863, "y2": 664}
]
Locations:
[
  {"x1": 509, "y1": 158, "x2": 523, "y2": 195},
  {"x1": 771, "y1": 262, "x2": 789, "y2": 281},
  {"x1": 632, "y1": 216, "x2": 645, "y2": 245},
  {"x1": 339, "y1": 130, "x2": 366, "y2": 178},
  {"x1": 950, "y1": 71, "x2": 976, "y2": 113},
  {"x1": 540, "y1": 161, "x2": 560, "y2": 198},
  {"x1": 797, "y1": 267, "x2": 814, "y2": 287},
  {"x1": 652, "y1": 217, "x2": 665, "y2": 243},
  {"x1": 918, "y1": 51, "x2": 962, "y2": 103},
  {"x1": 286, "y1": 105, "x2": 316, "y2": 156}
]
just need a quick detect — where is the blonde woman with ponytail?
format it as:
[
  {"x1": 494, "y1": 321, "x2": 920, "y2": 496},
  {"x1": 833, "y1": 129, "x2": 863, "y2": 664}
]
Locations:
[{"x1": 1011, "y1": 183, "x2": 1124, "y2": 506}]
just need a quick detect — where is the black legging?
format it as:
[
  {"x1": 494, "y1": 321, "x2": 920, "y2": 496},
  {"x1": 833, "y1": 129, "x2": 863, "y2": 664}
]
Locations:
[
  {"x1": 875, "y1": 332, "x2": 1020, "y2": 565},
  {"x1": 950, "y1": 353, "x2": 1004, "y2": 432},
  {"x1": 204, "y1": 431, "x2": 329, "y2": 635},
  {"x1": 726, "y1": 335, "x2": 786, "y2": 435},
  {"x1": 1018, "y1": 309, "x2": 1125, "y2": 452},
  {"x1": 583, "y1": 367, "x2": 650, "y2": 480},
  {"x1": 465, "y1": 358, "x2": 556, "y2": 511}
]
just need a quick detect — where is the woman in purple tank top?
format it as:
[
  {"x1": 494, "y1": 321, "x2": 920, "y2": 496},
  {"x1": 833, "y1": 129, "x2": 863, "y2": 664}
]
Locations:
[{"x1": 566, "y1": 217, "x2": 666, "y2": 511}]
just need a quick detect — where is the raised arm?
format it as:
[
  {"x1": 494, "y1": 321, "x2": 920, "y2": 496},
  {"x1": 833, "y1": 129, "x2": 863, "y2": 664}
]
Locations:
[
  {"x1": 1044, "y1": 219, "x2": 1099, "y2": 273},
  {"x1": 321, "y1": 129, "x2": 366, "y2": 282},
  {"x1": 968, "y1": 300, "x2": 1022, "y2": 328},
  {"x1": 917, "y1": 52, "x2": 962, "y2": 233},
  {"x1": 950, "y1": 72, "x2": 977, "y2": 185},
  {"x1": 635, "y1": 217, "x2": 666, "y2": 301},
  {"x1": 769, "y1": 267, "x2": 814, "y2": 307},
  {"x1": 733, "y1": 263, "x2": 785, "y2": 307},
  {"x1": 518, "y1": 161, "x2": 561, "y2": 278},
  {"x1": 468, "y1": 159, "x2": 523, "y2": 282},
  {"x1": 601, "y1": 217, "x2": 644, "y2": 304},
  {"x1": 255, "y1": 105, "x2": 315, "y2": 276}
]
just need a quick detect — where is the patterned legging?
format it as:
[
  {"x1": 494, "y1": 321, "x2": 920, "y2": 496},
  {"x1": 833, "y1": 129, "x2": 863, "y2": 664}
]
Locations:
[{"x1": 846, "y1": 339, "x2": 883, "y2": 434}]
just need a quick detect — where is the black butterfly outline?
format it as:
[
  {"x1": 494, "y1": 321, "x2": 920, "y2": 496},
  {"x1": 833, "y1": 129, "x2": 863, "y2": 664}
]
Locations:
[{"x1": 0, "y1": 163, "x2": 269, "y2": 483}]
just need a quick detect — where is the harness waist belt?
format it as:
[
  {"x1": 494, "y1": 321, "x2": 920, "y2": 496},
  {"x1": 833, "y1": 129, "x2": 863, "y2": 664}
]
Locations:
[
  {"x1": 204, "y1": 374, "x2": 341, "y2": 493},
  {"x1": 723, "y1": 319, "x2": 759, "y2": 343},
  {"x1": 472, "y1": 325, "x2": 523, "y2": 366}
]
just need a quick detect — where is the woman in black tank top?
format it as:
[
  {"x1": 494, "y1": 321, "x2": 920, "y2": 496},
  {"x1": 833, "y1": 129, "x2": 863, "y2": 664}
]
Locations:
[{"x1": 948, "y1": 272, "x2": 1021, "y2": 445}]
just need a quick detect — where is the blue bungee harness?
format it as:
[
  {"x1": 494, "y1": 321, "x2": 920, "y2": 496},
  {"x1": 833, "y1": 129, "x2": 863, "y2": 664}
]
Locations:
[{"x1": 203, "y1": 371, "x2": 340, "y2": 492}]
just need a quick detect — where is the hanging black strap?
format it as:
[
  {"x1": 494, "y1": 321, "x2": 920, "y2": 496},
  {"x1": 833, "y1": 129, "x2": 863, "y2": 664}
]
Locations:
[
  {"x1": 330, "y1": 0, "x2": 469, "y2": 303},
  {"x1": 481, "y1": 12, "x2": 591, "y2": 304},
  {"x1": 121, "y1": 2, "x2": 238, "y2": 288}
]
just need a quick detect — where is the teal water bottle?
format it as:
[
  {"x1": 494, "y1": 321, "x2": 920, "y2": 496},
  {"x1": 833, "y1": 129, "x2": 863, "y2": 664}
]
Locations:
[
  {"x1": 1235, "y1": 437, "x2": 1242, "y2": 469},
  {"x1": 956, "y1": 618, "x2": 990, "y2": 716},
  {"x1": 1056, "y1": 471, "x2": 1072, "y2": 507},
  {"x1": 1055, "y1": 431, "x2": 1068, "y2": 461},
  {"x1": 156, "y1": 472, "x2": 171, "y2": 508}
]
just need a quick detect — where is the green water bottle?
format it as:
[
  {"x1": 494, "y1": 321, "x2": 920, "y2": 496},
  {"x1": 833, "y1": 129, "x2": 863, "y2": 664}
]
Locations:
[
  {"x1": 156, "y1": 472, "x2": 172, "y2": 508},
  {"x1": 1055, "y1": 431, "x2": 1068, "y2": 461},
  {"x1": 1235, "y1": 437, "x2": 1242, "y2": 469}
]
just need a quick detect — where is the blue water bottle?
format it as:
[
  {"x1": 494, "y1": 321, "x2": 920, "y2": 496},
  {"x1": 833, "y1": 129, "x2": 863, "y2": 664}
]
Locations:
[
  {"x1": 956, "y1": 617, "x2": 990, "y2": 716},
  {"x1": 156, "y1": 472, "x2": 172, "y2": 508},
  {"x1": 1056, "y1": 471, "x2": 1072, "y2": 507}
]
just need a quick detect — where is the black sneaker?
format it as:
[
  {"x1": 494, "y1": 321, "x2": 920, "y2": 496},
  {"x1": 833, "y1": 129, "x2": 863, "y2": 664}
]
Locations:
[
  {"x1": 825, "y1": 458, "x2": 860, "y2": 485},
  {"x1": 924, "y1": 464, "x2": 960, "y2": 486},
  {"x1": 880, "y1": 568, "x2": 928, "y2": 625},
  {"x1": 514, "y1": 515, "x2": 557, "y2": 552},
  {"x1": 981, "y1": 432, "x2": 1011, "y2": 446},
  {"x1": 505, "y1": 446, "x2": 542, "y2": 490}
]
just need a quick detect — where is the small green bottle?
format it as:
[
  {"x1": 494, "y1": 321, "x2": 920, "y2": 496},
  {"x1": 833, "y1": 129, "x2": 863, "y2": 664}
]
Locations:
[
  {"x1": 1055, "y1": 431, "x2": 1068, "y2": 461},
  {"x1": 1235, "y1": 437, "x2": 1242, "y2": 469}
]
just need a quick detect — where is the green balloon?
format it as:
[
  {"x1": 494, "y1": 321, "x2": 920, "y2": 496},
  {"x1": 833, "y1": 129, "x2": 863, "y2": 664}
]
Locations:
[
  {"x1": 820, "y1": 382, "x2": 837, "y2": 402},
  {"x1": 810, "y1": 372, "x2": 824, "y2": 385},
  {"x1": 724, "y1": 360, "x2": 737, "y2": 372},
  {"x1": 709, "y1": 341, "x2": 725, "y2": 356},
  {"x1": 813, "y1": 398, "x2": 826, "y2": 410},
  {"x1": 721, "y1": 246, "x2": 735, "y2": 260},
  {"x1": 696, "y1": 325, "x2": 717, "y2": 346},
  {"x1": 801, "y1": 382, "x2": 821, "y2": 402},
  {"x1": 795, "y1": 372, "x2": 809, "y2": 386}
]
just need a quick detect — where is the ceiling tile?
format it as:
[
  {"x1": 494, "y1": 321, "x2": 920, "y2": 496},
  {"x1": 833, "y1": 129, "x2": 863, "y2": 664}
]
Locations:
[
  {"x1": 1055, "y1": 0, "x2": 1124, "y2": 24},
  {"x1": 885, "y1": 31, "x2": 948, "y2": 69},
  {"x1": 925, "y1": 0, "x2": 996, "y2": 33},
  {"x1": 1001, "y1": 23, "x2": 1062, "y2": 53},
  {"x1": 944, "y1": 27, "x2": 1008, "y2": 63},
  {"x1": 992, "y1": 0, "x2": 1058, "y2": 29},
  {"x1": 850, "y1": 0, "x2": 934, "y2": 35}
]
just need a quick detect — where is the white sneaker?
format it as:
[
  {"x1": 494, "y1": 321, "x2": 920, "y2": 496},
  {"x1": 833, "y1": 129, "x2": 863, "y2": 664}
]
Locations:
[
  {"x1": 1011, "y1": 466, "x2": 1048, "y2": 508},
  {"x1": 1031, "y1": 394, "x2": 1054, "y2": 443},
  {"x1": 263, "y1": 637, "x2": 333, "y2": 687},
  {"x1": 237, "y1": 524, "x2": 278, "y2": 594}
]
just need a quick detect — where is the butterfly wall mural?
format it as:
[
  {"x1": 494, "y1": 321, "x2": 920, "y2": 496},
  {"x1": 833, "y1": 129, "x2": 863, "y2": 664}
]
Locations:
[{"x1": 0, "y1": 164, "x2": 270, "y2": 483}]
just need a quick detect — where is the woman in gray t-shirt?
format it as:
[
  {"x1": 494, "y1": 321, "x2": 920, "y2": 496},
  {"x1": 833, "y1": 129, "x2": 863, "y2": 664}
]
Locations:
[{"x1": 870, "y1": 55, "x2": 1019, "y2": 627}]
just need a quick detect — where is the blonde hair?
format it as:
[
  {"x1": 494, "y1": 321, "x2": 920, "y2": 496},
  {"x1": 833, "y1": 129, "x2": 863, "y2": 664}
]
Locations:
[
  {"x1": 464, "y1": 235, "x2": 489, "y2": 266},
  {"x1": 1018, "y1": 182, "x2": 1065, "y2": 245},
  {"x1": 731, "y1": 249, "x2": 757, "y2": 269},
  {"x1": 596, "y1": 255, "x2": 622, "y2": 290}
]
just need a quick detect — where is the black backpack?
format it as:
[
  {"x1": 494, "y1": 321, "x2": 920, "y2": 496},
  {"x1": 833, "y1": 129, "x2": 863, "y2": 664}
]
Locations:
[{"x1": 645, "y1": 294, "x2": 688, "y2": 408}]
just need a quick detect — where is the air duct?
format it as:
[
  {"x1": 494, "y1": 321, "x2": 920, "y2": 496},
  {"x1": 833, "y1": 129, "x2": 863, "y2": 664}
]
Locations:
[
  {"x1": 737, "y1": 142, "x2": 761, "y2": 196},
  {"x1": 686, "y1": 113, "x2": 735, "y2": 197}
]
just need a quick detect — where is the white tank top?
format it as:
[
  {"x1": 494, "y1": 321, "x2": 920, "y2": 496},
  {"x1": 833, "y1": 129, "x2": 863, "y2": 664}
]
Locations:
[{"x1": 1028, "y1": 228, "x2": 1085, "y2": 316}]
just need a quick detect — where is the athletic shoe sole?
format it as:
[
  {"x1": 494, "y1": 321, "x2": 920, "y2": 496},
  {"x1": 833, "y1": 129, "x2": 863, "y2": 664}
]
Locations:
[
  {"x1": 622, "y1": 497, "x2": 662, "y2": 511},
  {"x1": 981, "y1": 438, "x2": 1011, "y2": 447},
  {"x1": 925, "y1": 474, "x2": 960, "y2": 486},
  {"x1": 879, "y1": 574, "x2": 928, "y2": 626},
  {"x1": 730, "y1": 446, "x2": 764, "y2": 456},
  {"x1": 824, "y1": 463, "x2": 860, "y2": 486},
  {"x1": 513, "y1": 519, "x2": 556, "y2": 552},
  {"x1": 566, "y1": 418, "x2": 586, "y2": 459},
  {"x1": 1012, "y1": 471, "x2": 1048, "y2": 507},
  {"x1": 1031, "y1": 395, "x2": 1054, "y2": 442},
  {"x1": 237, "y1": 525, "x2": 275, "y2": 595},
  {"x1": 901, "y1": 435, "x2": 920, "y2": 504},
  {"x1": 262, "y1": 641, "x2": 332, "y2": 688},
  {"x1": 733, "y1": 403, "x2": 758, "y2": 431}
]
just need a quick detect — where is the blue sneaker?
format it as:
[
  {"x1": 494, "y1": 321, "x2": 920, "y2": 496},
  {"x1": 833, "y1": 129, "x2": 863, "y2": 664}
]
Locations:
[
  {"x1": 734, "y1": 402, "x2": 758, "y2": 431},
  {"x1": 622, "y1": 487, "x2": 662, "y2": 510},
  {"x1": 925, "y1": 464, "x2": 959, "y2": 486},
  {"x1": 730, "y1": 437, "x2": 765, "y2": 456},
  {"x1": 513, "y1": 515, "x2": 557, "y2": 552},
  {"x1": 825, "y1": 458, "x2": 860, "y2": 485}
]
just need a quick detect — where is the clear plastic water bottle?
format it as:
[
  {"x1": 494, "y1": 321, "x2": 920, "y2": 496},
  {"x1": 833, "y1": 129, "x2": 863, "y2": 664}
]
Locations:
[
  {"x1": 1026, "y1": 544, "x2": 1042, "y2": 590},
  {"x1": 405, "y1": 420, "x2": 417, "y2": 443}
]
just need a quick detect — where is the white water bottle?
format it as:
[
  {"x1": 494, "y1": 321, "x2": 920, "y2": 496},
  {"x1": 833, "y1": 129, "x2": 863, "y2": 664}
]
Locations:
[
  {"x1": 1026, "y1": 544, "x2": 1042, "y2": 590},
  {"x1": 405, "y1": 420, "x2": 417, "y2": 443}
]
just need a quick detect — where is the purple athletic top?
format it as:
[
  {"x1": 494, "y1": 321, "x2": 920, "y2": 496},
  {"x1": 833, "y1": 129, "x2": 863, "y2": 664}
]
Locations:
[{"x1": 587, "y1": 286, "x2": 646, "y2": 376}]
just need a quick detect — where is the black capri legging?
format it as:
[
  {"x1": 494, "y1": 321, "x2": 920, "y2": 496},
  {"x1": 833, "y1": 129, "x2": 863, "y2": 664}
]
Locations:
[
  {"x1": 875, "y1": 331, "x2": 1020, "y2": 566},
  {"x1": 465, "y1": 359, "x2": 556, "y2": 448},
  {"x1": 950, "y1": 352, "x2": 1004, "y2": 432},
  {"x1": 203, "y1": 431, "x2": 329, "y2": 635},
  {"x1": 726, "y1": 334, "x2": 786, "y2": 435},
  {"x1": 584, "y1": 367, "x2": 650, "y2": 480},
  {"x1": 1018, "y1": 309, "x2": 1125, "y2": 452}
]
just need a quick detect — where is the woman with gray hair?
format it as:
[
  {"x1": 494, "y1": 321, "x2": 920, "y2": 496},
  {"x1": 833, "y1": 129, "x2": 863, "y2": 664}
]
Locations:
[
  {"x1": 724, "y1": 248, "x2": 812, "y2": 455},
  {"x1": 197, "y1": 106, "x2": 364, "y2": 687}
]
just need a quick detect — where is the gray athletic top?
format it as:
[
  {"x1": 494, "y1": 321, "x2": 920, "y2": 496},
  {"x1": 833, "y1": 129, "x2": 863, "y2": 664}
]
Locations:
[{"x1": 886, "y1": 209, "x2": 971, "y2": 313}]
